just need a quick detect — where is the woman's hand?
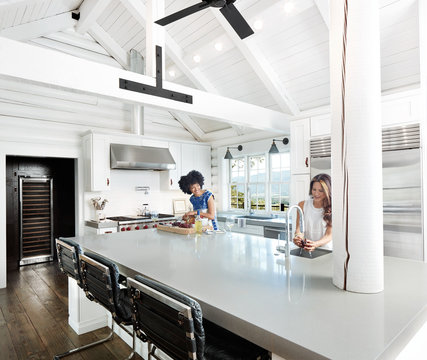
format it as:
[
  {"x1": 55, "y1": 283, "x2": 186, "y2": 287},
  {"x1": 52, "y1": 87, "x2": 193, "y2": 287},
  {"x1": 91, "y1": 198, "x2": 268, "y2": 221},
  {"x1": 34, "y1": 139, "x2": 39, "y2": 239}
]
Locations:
[
  {"x1": 293, "y1": 232, "x2": 304, "y2": 247},
  {"x1": 293, "y1": 237, "x2": 303, "y2": 247},
  {"x1": 303, "y1": 239, "x2": 317, "y2": 252},
  {"x1": 183, "y1": 211, "x2": 194, "y2": 219}
]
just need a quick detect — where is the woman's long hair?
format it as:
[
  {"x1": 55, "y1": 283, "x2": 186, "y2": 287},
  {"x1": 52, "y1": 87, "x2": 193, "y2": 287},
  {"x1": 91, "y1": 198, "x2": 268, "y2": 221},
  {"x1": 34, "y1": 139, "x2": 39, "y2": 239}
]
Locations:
[{"x1": 309, "y1": 173, "x2": 332, "y2": 226}]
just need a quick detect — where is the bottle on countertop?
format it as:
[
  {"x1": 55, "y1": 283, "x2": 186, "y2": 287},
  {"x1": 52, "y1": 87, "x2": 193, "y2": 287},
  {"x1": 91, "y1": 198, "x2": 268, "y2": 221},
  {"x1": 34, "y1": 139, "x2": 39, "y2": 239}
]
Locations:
[
  {"x1": 142, "y1": 203, "x2": 150, "y2": 217},
  {"x1": 195, "y1": 210, "x2": 203, "y2": 234}
]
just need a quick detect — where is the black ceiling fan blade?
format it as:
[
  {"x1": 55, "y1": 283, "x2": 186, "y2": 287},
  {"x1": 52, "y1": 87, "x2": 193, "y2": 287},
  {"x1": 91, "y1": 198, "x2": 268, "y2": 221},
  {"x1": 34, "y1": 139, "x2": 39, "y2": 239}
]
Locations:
[
  {"x1": 155, "y1": 1, "x2": 211, "y2": 26},
  {"x1": 220, "y1": 3, "x2": 254, "y2": 39}
]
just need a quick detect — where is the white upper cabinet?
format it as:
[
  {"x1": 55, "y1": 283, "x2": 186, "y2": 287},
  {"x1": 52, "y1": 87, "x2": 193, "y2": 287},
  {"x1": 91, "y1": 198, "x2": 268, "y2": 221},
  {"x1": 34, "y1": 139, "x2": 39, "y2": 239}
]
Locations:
[
  {"x1": 290, "y1": 174, "x2": 311, "y2": 206},
  {"x1": 161, "y1": 142, "x2": 182, "y2": 190},
  {"x1": 310, "y1": 114, "x2": 331, "y2": 138},
  {"x1": 196, "y1": 145, "x2": 212, "y2": 189},
  {"x1": 83, "y1": 133, "x2": 111, "y2": 192},
  {"x1": 181, "y1": 143, "x2": 212, "y2": 188},
  {"x1": 161, "y1": 142, "x2": 212, "y2": 190},
  {"x1": 290, "y1": 118, "x2": 310, "y2": 174}
]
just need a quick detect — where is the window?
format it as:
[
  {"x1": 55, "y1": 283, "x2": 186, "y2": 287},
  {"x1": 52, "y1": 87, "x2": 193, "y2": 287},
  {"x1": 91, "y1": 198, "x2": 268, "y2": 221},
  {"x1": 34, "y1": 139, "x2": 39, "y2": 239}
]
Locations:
[
  {"x1": 227, "y1": 150, "x2": 290, "y2": 213},
  {"x1": 249, "y1": 155, "x2": 266, "y2": 210},
  {"x1": 229, "y1": 158, "x2": 245, "y2": 209},
  {"x1": 270, "y1": 153, "x2": 290, "y2": 212}
]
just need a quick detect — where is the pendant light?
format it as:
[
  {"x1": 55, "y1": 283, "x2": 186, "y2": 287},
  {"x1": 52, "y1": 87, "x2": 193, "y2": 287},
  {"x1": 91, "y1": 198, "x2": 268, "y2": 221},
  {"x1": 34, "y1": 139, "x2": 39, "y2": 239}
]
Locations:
[
  {"x1": 268, "y1": 138, "x2": 289, "y2": 154},
  {"x1": 224, "y1": 145, "x2": 243, "y2": 159}
]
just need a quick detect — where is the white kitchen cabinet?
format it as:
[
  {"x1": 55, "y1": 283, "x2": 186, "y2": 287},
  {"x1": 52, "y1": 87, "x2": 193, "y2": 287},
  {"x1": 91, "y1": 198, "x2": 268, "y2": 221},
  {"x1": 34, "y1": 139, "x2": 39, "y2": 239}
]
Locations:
[
  {"x1": 162, "y1": 142, "x2": 211, "y2": 190},
  {"x1": 161, "y1": 142, "x2": 182, "y2": 190},
  {"x1": 290, "y1": 118, "x2": 310, "y2": 174},
  {"x1": 310, "y1": 114, "x2": 331, "y2": 138},
  {"x1": 290, "y1": 174, "x2": 311, "y2": 206},
  {"x1": 83, "y1": 133, "x2": 110, "y2": 191},
  {"x1": 85, "y1": 226, "x2": 117, "y2": 235},
  {"x1": 195, "y1": 145, "x2": 212, "y2": 189}
]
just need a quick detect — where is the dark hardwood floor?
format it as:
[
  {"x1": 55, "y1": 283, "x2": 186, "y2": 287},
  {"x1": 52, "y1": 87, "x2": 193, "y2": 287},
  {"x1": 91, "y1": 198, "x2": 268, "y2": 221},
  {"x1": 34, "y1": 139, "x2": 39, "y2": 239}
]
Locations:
[{"x1": 0, "y1": 262, "x2": 144, "y2": 360}]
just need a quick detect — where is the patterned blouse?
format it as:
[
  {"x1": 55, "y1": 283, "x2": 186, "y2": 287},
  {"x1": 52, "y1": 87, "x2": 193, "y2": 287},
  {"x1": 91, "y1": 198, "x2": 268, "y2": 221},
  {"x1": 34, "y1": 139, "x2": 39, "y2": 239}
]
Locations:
[{"x1": 189, "y1": 190, "x2": 218, "y2": 230}]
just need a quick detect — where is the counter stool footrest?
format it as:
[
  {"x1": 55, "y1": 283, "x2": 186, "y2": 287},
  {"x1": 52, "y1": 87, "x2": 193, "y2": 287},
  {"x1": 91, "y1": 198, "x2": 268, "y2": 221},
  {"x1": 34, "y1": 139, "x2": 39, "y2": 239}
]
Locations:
[{"x1": 53, "y1": 322, "x2": 115, "y2": 360}]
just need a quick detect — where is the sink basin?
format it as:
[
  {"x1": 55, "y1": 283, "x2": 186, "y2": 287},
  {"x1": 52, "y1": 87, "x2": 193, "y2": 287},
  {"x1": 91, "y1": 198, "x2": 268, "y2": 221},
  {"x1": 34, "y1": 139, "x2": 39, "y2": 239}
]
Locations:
[
  {"x1": 290, "y1": 248, "x2": 332, "y2": 259},
  {"x1": 237, "y1": 215, "x2": 275, "y2": 220}
]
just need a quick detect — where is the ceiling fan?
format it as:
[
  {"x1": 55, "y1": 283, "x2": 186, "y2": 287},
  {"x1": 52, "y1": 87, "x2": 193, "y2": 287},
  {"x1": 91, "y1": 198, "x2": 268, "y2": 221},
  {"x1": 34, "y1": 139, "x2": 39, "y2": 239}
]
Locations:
[{"x1": 155, "y1": 0, "x2": 254, "y2": 40}]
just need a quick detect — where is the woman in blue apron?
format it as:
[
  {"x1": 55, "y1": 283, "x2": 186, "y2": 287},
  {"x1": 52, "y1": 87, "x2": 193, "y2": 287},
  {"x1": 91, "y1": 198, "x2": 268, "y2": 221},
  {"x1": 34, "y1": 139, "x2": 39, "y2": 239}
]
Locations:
[{"x1": 178, "y1": 170, "x2": 218, "y2": 230}]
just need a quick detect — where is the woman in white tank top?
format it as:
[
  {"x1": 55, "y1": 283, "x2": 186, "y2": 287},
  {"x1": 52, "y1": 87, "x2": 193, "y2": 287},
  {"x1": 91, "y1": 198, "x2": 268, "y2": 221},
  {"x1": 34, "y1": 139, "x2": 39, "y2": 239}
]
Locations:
[{"x1": 293, "y1": 174, "x2": 332, "y2": 251}]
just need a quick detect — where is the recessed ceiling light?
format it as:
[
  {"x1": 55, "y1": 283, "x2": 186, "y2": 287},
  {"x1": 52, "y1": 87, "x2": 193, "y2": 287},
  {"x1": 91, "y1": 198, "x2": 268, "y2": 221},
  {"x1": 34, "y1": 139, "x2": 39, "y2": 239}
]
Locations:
[
  {"x1": 284, "y1": 1, "x2": 295, "y2": 14},
  {"x1": 214, "y1": 42, "x2": 223, "y2": 51},
  {"x1": 168, "y1": 69, "x2": 176, "y2": 77},
  {"x1": 253, "y1": 19, "x2": 263, "y2": 30},
  {"x1": 193, "y1": 54, "x2": 201, "y2": 63}
]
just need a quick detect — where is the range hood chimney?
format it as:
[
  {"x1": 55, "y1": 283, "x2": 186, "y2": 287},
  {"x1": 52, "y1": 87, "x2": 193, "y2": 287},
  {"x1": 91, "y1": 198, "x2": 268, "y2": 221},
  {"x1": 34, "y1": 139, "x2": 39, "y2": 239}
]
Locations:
[{"x1": 110, "y1": 143, "x2": 176, "y2": 171}]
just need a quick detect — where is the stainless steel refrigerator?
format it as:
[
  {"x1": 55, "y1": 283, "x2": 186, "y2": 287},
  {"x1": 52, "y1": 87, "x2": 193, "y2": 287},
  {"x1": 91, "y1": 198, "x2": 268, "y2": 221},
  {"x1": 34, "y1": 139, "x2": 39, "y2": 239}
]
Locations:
[{"x1": 310, "y1": 123, "x2": 423, "y2": 261}]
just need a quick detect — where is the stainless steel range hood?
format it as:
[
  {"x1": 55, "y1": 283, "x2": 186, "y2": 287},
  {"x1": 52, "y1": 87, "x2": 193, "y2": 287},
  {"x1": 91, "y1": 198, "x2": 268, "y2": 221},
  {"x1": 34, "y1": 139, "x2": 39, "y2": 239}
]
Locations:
[{"x1": 110, "y1": 143, "x2": 176, "y2": 170}]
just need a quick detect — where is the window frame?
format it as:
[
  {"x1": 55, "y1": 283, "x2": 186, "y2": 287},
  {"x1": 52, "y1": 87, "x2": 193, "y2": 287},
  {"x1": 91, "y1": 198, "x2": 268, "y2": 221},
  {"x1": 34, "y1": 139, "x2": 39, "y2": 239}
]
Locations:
[{"x1": 226, "y1": 150, "x2": 290, "y2": 214}]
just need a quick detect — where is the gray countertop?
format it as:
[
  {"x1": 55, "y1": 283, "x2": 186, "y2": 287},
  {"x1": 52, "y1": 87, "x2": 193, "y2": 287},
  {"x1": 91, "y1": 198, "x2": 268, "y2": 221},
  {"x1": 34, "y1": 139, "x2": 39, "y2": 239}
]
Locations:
[{"x1": 62, "y1": 230, "x2": 427, "y2": 359}]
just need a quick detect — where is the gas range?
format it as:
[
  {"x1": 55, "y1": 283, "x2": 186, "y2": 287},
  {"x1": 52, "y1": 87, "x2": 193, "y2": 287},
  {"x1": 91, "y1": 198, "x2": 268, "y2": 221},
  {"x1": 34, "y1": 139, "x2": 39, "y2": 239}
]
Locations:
[{"x1": 107, "y1": 214, "x2": 177, "y2": 232}]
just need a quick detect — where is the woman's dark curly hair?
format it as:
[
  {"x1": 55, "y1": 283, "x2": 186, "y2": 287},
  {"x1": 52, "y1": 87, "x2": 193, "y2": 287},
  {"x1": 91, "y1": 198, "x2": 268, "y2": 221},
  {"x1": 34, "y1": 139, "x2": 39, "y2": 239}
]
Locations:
[
  {"x1": 178, "y1": 170, "x2": 204, "y2": 195},
  {"x1": 310, "y1": 173, "x2": 332, "y2": 226}
]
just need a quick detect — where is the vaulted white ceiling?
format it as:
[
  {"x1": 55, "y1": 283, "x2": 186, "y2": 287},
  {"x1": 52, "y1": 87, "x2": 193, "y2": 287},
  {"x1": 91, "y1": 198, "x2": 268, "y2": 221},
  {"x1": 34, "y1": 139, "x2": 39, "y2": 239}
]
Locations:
[{"x1": 0, "y1": 0, "x2": 420, "y2": 146}]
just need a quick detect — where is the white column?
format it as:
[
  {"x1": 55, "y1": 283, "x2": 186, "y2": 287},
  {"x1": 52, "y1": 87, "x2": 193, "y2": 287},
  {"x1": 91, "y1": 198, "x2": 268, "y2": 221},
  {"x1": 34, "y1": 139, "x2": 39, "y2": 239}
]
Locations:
[
  {"x1": 146, "y1": 0, "x2": 165, "y2": 78},
  {"x1": 419, "y1": 0, "x2": 427, "y2": 263},
  {"x1": 330, "y1": 0, "x2": 384, "y2": 292}
]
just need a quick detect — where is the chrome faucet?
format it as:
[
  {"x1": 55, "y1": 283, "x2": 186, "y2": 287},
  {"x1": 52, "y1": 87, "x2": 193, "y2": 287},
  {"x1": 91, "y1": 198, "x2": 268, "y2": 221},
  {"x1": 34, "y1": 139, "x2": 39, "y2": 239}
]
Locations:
[{"x1": 285, "y1": 205, "x2": 305, "y2": 257}]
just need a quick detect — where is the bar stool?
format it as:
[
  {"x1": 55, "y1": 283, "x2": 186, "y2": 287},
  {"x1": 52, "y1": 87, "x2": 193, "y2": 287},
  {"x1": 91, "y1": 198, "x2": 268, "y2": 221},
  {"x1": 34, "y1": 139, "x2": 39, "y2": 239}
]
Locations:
[
  {"x1": 128, "y1": 275, "x2": 270, "y2": 360},
  {"x1": 55, "y1": 238, "x2": 83, "y2": 287},
  {"x1": 53, "y1": 249, "x2": 135, "y2": 359}
]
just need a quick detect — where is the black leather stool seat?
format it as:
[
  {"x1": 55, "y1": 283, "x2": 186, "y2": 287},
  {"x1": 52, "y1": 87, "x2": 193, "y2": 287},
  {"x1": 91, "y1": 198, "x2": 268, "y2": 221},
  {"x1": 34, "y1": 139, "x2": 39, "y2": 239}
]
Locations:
[
  {"x1": 55, "y1": 238, "x2": 83, "y2": 287},
  {"x1": 81, "y1": 252, "x2": 133, "y2": 325},
  {"x1": 54, "y1": 243, "x2": 135, "y2": 360},
  {"x1": 130, "y1": 274, "x2": 270, "y2": 360}
]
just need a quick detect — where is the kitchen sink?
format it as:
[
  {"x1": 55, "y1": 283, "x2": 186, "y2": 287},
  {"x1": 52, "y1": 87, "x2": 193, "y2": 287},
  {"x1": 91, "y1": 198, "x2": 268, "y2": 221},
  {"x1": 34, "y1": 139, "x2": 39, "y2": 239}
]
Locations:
[
  {"x1": 237, "y1": 215, "x2": 275, "y2": 220},
  {"x1": 290, "y1": 248, "x2": 332, "y2": 259}
]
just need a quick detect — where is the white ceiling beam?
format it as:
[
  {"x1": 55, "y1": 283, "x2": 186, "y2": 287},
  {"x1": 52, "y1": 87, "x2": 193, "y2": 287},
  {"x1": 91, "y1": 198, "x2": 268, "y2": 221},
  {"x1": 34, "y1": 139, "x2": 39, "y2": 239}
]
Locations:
[
  {"x1": 314, "y1": 0, "x2": 330, "y2": 28},
  {"x1": 0, "y1": 12, "x2": 77, "y2": 41},
  {"x1": 211, "y1": 9, "x2": 300, "y2": 116},
  {"x1": 201, "y1": 128, "x2": 238, "y2": 142},
  {"x1": 165, "y1": 37, "x2": 218, "y2": 93},
  {"x1": 120, "y1": 0, "x2": 245, "y2": 137},
  {"x1": 209, "y1": 131, "x2": 279, "y2": 148},
  {"x1": 145, "y1": 0, "x2": 165, "y2": 77},
  {"x1": 119, "y1": 0, "x2": 216, "y2": 92},
  {"x1": 120, "y1": 0, "x2": 218, "y2": 137},
  {"x1": 0, "y1": 37, "x2": 290, "y2": 132},
  {"x1": 75, "y1": 0, "x2": 112, "y2": 34},
  {"x1": 171, "y1": 112, "x2": 205, "y2": 141},
  {"x1": 88, "y1": 23, "x2": 129, "y2": 69}
]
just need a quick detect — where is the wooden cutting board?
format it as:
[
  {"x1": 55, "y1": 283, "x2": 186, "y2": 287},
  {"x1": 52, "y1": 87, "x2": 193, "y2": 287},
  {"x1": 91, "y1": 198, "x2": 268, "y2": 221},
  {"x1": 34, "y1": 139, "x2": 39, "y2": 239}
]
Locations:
[{"x1": 157, "y1": 224, "x2": 212, "y2": 235}]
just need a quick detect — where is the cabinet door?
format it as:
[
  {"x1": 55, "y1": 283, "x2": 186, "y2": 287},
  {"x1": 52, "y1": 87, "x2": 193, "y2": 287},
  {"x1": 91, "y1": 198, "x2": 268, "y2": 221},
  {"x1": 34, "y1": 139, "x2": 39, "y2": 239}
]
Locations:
[
  {"x1": 181, "y1": 143, "x2": 195, "y2": 176},
  {"x1": 83, "y1": 133, "x2": 110, "y2": 191},
  {"x1": 92, "y1": 134, "x2": 110, "y2": 191},
  {"x1": 290, "y1": 174, "x2": 310, "y2": 206},
  {"x1": 290, "y1": 118, "x2": 310, "y2": 174},
  {"x1": 194, "y1": 145, "x2": 212, "y2": 189},
  {"x1": 168, "y1": 142, "x2": 181, "y2": 190}
]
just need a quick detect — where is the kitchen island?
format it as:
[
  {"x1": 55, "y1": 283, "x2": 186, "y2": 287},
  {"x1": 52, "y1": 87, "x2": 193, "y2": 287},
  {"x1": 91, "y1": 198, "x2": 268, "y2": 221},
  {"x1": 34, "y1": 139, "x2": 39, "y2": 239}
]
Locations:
[{"x1": 63, "y1": 229, "x2": 427, "y2": 360}]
